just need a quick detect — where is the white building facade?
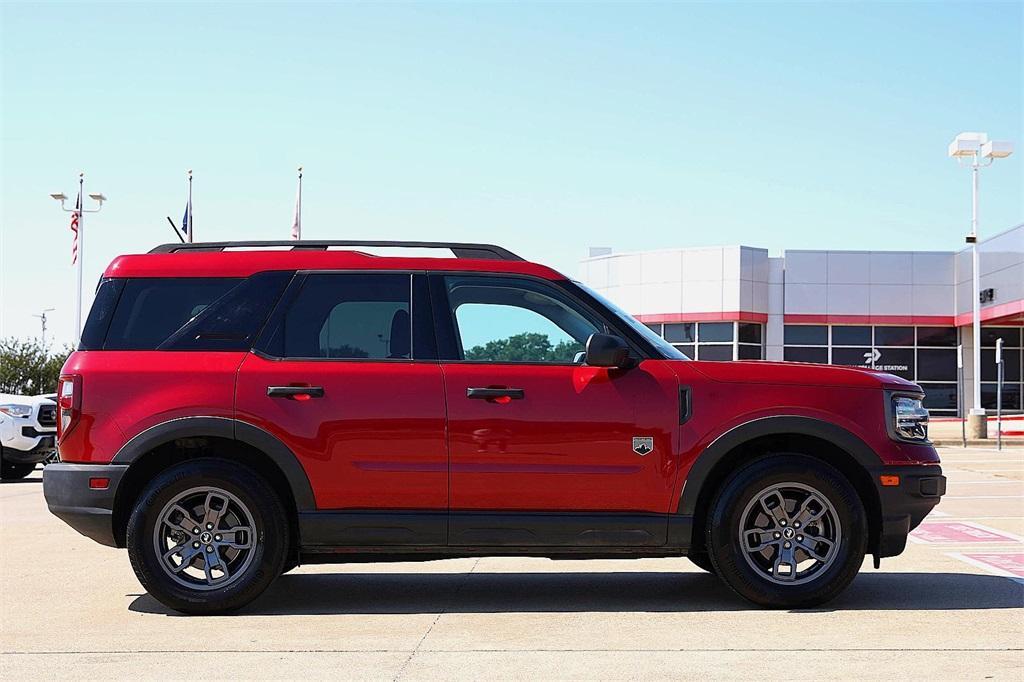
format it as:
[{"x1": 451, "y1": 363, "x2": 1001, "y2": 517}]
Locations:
[{"x1": 579, "y1": 223, "x2": 1024, "y2": 416}]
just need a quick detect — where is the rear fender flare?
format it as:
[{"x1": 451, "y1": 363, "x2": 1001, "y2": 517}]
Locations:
[{"x1": 111, "y1": 416, "x2": 315, "y2": 511}]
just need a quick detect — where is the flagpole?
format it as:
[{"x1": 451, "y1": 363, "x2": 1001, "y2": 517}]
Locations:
[
  {"x1": 75, "y1": 173, "x2": 84, "y2": 344},
  {"x1": 187, "y1": 169, "x2": 193, "y2": 243},
  {"x1": 292, "y1": 166, "x2": 303, "y2": 240},
  {"x1": 49, "y1": 173, "x2": 105, "y2": 347}
]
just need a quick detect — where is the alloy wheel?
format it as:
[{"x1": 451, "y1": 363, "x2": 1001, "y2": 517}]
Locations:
[
  {"x1": 737, "y1": 482, "x2": 841, "y2": 585},
  {"x1": 152, "y1": 486, "x2": 257, "y2": 591}
]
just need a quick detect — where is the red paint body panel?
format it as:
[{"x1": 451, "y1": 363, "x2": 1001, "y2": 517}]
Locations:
[
  {"x1": 58, "y1": 351, "x2": 242, "y2": 463},
  {"x1": 234, "y1": 353, "x2": 447, "y2": 510},
  {"x1": 442, "y1": 360, "x2": 681, "y2": 513},
  {"x1": 104, "y1": 252, "x2": 565, "y2": 280}
]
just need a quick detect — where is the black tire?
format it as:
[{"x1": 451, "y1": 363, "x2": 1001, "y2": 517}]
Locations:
[
  {"x1": 706, "y1": 454, "x2": 867, "y2": 608},
  {"x1": 1, "y1": 459, "x2": 37, "y2": 480},
  {"x1": 687, "y1": 552, "x2": 716, "y2": 574},
  {"x1": 127, "y1": 458, "x2": 289, "y2": 615}
]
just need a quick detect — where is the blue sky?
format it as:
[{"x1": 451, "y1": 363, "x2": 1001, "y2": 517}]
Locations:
[{"x1": 2, "y1": 1, "x2": 1021, "y2": 346}]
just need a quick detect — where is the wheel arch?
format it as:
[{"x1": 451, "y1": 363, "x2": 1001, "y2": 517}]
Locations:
[
  {"x1": 109, "y1": 417, "x2": 314, "y2": 549},
  {"x1": 680, "y1": 416, "x2": 883, "y2": 556}
]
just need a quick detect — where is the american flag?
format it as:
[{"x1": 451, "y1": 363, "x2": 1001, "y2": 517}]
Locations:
[{"x1": 70, "y1": 189, "x2": 81, "y2": 265}]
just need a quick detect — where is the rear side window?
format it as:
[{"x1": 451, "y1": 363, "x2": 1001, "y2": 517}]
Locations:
[
  {"x1": 91, "y1": 273, "x2": 291, "y2": 351},
  {"x1": 266, "y1": 273, "x2": 412, "y2": 360}
]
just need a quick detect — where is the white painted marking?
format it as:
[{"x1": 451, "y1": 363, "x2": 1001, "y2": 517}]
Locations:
[{"x1": 945, "y1": 552, "x2": 1024, "y2": 583}]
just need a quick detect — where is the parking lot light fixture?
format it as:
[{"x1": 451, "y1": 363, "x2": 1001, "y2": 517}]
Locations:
[
  {"x1": 49, "y1": 173, "x2": 107, "y2": 345},
  {"x1": 948, "y1": 132, "x2": 1014, "y2": 439}
]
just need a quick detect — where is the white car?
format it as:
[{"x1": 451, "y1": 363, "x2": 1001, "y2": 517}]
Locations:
[{"x1": 1, "y1": 393, "x2": 58, "y2": 480}]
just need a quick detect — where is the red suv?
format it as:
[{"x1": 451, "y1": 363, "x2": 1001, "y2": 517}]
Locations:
[{"x1": 44, "y1": 241, "x2": 945, "y2": 614}]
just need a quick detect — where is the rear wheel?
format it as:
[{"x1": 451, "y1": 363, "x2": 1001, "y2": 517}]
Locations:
[
  {"x1": 706, "y1": 454, "x2": 867, "y2": 608},
  {"x1": 127, "y1": 458, "x2": 288, "y2": 615}
]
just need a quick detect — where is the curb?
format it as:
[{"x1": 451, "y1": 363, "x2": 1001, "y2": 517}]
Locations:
[{"x1": 932, "y1": 439, "x2": 1024, "y2": 448}]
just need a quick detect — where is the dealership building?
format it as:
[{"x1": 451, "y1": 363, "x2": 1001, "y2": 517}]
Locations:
[{"x1": 579, "y1": 223, "x2": 1024, "y2": 416}]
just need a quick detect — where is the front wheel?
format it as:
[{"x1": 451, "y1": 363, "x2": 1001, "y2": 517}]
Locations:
[
  {"x1": 706, "y1": 454, "x2": 867, "y2": 608},
  {"x1": 1, "y1": 459, "x2": 37, "y2": 480},
  {"x1": 127, "y1": 458, "x2": 288, "y2": 615}
]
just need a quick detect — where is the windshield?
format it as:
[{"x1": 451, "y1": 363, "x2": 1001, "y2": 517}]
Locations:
[{"x1": 573, "y1": 281, "x2": 689, "y2": 360}]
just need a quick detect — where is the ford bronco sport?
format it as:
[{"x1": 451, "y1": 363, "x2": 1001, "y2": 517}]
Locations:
[{"x1": 43, "y1": 240, "x2": 945, "y2": 614}]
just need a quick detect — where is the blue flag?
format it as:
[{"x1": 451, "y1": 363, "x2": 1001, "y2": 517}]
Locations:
[{"x1": 181, "y1": 197, "x2": 192, "y2": 240}]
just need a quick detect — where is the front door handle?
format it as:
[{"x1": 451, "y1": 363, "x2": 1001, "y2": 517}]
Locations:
[
  {"x1": 267, "y1": 386, "x2": 324, "y2": 400},
  {"x1": 467, "y1": 387, "x2": 525, "y2": 401}
]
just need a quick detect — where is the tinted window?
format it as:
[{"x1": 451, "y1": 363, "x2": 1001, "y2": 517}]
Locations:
[
  {"x1": 872, "y1": 347, "x2": 914, "y2": 379},
  {"x1": 917, "y1": 349, "x2": 958, "y2": 382},
  {"x1": 917, "y1": 327, "x2": 958, "y2": 347},
  {"x1": 665, "y1": 323, "x2": 695, "y2": 343},
  {"x1": 80, "y1": 279, "x2": 125, "y2": 350},
  {"x1": 103, "y1": 278, "x2": 242, "y2": 350},
  {"x1": 699, "y1": 322, "x2": 733, "y2": 343},
  {"x1": 738, "y1": 323, "x2": 762, "y2": 344},
  {"x1": 784, "y1": 347, "x2": 828, "y2": 364},
  {"x1": 161, "y1": 272, "x2": 292, "y2": 351},
  {"x1": 980, "y1": 328, "x2": 1022, "y2": 347},
  {"x1": 874, "y1": 326, "x2": 915, "y2": 347},
  {"x1": 697, "y1": 345, "x2": 733, "y2": 361},
  {"x1": 446, "y1": 276, "x2": 601, "y2": 363},
  {"x1": 784, "y1": 325, "x2": 827, "y2": 345},
  {"x1": 982, "y1": 383, "x2": 1022, "y2": 410},
  {"x1": 922, "y1": 384, "x2": 958, "y2": 410},
  {"x1": 275, "y1": 274, "x2": 411, "y2": 359},
  {"x1": 831, "y1": 326, "x2": 871, "y2": 346},
  {"x1": 981, "y1": 348, "x2": 1021, "y2": 382},
  {"x1": 738, "y1": 344, "x2": 762, "y2": 360},
  {"x1": 831, "y1": 347, "x2": 871, "y2": 367}
]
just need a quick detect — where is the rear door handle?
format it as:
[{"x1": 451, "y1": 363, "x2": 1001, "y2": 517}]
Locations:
[
  {"x1": 466, "y1": 387, "x2": 525, "y2": 401},
  {"x1": 267, "y1": 386, "x2": 324, "y2": 400}
]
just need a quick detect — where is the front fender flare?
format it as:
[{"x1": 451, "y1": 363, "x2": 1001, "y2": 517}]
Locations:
[{"x1": 677, "y1": 415, "x2": 882, "y2": 516}]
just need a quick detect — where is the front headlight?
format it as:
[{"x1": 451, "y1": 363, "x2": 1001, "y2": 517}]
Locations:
[
  {"x1": 0, "y1": 404, "x2": 33, "y2": 418},
  {"x1": 892, "y1": 395, "x2": 929, "y2": 442}
]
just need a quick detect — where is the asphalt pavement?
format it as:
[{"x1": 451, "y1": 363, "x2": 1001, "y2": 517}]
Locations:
[{"x1": 2, "y1": 447, "x2": 1022, "y2": 680}]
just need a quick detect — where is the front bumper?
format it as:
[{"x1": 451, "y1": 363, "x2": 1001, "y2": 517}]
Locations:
[
  {"x1": 43, "y1": 463, "x2": 128, "y2": 548},
  {"x1": 3, "y1": 434, "x2": 56, "y2": 464},
  {"x1": 871, "y1": 464, "x2": 946, "y2": 558}
]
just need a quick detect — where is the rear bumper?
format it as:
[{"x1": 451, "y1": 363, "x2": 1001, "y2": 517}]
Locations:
[
  {"x1": 871, "y1": 464, "x2": 946, "y2": 558},
  {"x1": 42, "y1": 463, "x2": 128, "y2": 548}
]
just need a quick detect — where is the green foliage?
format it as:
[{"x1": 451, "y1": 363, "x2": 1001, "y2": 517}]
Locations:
[
  {"x1": 0, "y1": 338, "x2": 73, "y2": 395},
  {"x1": 465, "y1": 332, "x2": 583, "y2": 363}
]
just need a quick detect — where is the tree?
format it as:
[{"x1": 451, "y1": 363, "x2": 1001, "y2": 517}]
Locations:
[
  {"x1": 0, "y1": 338, "x2": 73, "y2": 395},
  {"x1": 465, "y1": 332, "x2": 583, "y2": 363}
]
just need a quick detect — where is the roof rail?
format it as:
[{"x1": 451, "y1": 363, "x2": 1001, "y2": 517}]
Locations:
[{"x1": 148, "y1": 240, "x2": 523, "y2": 261}]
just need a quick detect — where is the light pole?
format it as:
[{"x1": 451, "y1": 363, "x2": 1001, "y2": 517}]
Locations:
[
  {"x1": 948, "y1": 132, "x2": 1014, "y2": 439},
  {"x1": 50, "y1": 173, "x2": 106, "y2": 346},
  {"x1": 32, "y1": 308, "x2": 55, "y2": 348}
]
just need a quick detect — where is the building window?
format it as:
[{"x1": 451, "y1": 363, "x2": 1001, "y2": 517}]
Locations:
[
  {"x1": 782, "y1": 324, "x2": 967, "y2": 415},
  {"x1": 980, "y1": 327, "x2": 1023, "y2": 412},
  {"x1": 644, "y1": 321, "x2": 763, "y2": 361}
]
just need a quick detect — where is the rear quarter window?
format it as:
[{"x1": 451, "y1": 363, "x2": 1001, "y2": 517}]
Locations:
[{"x1": 86, "y1": 273, "x2": 292, "y2": 351}]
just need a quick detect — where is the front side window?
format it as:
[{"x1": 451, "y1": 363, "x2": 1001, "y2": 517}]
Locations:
[
  {"x1": 445, "y1": 276, "x2": 601, "y2": 363},
  {"x1": 273, "y1": 273, "x2": 411, "y2": 359}
]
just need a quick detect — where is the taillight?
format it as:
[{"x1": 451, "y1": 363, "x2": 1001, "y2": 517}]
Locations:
[{"x1": 57, "y1": 374, "x2": 81, "y2": 441}]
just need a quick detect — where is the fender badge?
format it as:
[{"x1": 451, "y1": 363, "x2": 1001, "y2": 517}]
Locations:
[{"x1": 632, "y1": 436, "x2": 654, "y2": 456}]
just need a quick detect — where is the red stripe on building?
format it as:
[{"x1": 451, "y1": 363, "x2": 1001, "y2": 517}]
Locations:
[
  {"x1": 782, "y1": 314, "x2": 955, "y2": 326},
  {"x1": 634, "y1": 311, "x2": 769, "y2": 324}
]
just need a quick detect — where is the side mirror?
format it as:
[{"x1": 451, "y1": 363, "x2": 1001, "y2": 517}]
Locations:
[{"x1": 585, "y1": 333, "x2": 632, "y2": 368}]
